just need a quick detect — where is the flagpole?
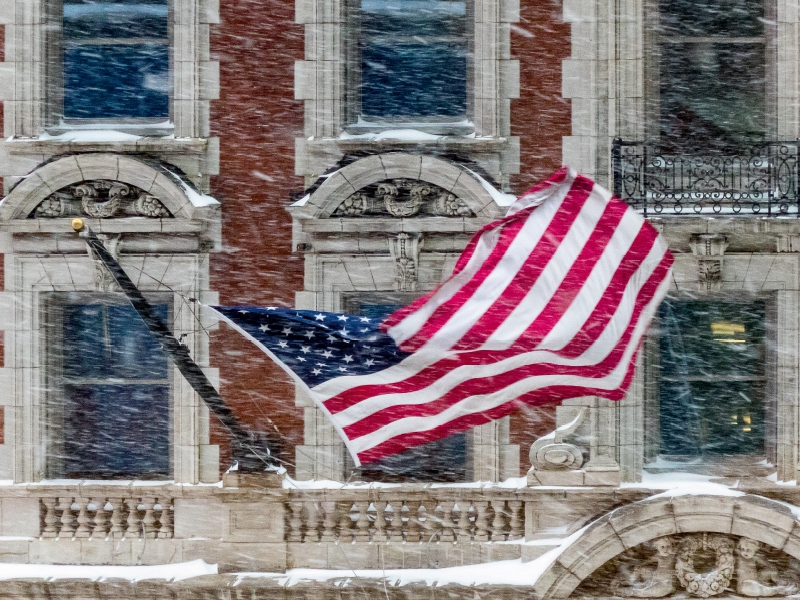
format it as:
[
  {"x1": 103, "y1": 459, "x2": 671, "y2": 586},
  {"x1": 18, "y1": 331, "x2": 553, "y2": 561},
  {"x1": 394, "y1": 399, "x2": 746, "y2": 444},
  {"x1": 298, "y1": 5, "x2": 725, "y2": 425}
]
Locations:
[{"x1": 70, "y1": 218, "x2": 273, "y2": 473}]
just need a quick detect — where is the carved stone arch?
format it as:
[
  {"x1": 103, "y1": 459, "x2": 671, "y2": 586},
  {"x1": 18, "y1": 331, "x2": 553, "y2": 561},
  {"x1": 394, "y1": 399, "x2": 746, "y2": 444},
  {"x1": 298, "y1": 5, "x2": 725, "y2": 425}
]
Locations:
[
  {"x1": 0, "y1": 153, "x2": 205, "y2": 220},
  {"x1": 533, "y1": 494, "x2": 800, "y2": 599},
  {"x1": 298, "y1": 153, "x2": 506, "y2": 219}
]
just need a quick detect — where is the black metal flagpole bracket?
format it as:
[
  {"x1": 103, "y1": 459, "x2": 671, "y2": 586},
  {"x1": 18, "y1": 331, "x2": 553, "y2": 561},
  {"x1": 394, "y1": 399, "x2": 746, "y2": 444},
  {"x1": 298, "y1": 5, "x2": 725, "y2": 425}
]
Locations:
[{"x1": 71, "y1": 218, "x2": 274, "y2": 473}]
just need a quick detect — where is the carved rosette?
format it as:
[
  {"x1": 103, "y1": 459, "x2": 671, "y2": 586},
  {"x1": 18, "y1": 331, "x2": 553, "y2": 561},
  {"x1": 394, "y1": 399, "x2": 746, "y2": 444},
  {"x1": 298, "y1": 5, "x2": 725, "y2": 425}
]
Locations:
[
  {"x1": 332, "y1": 179, "x2": 474, "y2": 218},
  {"x1": 31, "y1": 180, "x2": 173, "y2": 219}
]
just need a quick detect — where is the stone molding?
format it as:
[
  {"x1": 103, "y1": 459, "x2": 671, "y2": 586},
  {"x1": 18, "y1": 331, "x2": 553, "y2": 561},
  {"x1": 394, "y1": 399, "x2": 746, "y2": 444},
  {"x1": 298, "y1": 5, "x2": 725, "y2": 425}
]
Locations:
[
  {"x1": 533, "y1": 493, "x2": 800, "y2": 600},
  {"x1": 293, "y1": 153, "x2": 505, "y2": 220},
  {"x1": 32, "y1": 180, "x2": 172, "y2": 219},
  {"x1": 0, "y1": 154, "x2": 207, "y2": 221},
  {"x1": 333, "y1": 179, "x2": 475, "y2": 218}
]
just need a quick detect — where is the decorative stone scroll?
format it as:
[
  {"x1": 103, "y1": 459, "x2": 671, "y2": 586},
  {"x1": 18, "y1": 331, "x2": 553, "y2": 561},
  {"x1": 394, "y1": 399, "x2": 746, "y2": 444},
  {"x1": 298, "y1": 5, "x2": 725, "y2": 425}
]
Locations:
[
  {"x1": 690, "y1": 233, "x2": 728, "y2": 292},
  {"x1": 579, "y1": 533, "x2": 800, "y2": 599},
  {"x1": 31, "y1": 180, "x2": 172, "y2": 219},
  {"x1": 388, "y1": 232, "x2": 422, "y2": 292},
  {"x1": 332, "y1": 179, "x2": 474, "y2": 218}
]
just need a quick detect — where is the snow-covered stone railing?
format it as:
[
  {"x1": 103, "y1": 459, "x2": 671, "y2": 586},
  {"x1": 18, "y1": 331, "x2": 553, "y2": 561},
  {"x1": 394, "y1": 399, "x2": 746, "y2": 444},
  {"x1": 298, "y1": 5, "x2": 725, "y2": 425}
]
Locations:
[
  {"x1": 39, "y1": 495, "x2": 173, "y2": 539},
  {"x1": 285, "y1": 489, "x2": 525, "y2": 543}
]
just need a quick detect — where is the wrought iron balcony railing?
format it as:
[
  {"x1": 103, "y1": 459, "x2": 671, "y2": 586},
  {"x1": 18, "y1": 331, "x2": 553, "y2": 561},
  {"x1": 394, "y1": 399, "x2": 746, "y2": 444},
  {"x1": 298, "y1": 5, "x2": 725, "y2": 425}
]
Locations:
[{"x1": 612, "y1": 139, "x2": 800, "y2": 216}]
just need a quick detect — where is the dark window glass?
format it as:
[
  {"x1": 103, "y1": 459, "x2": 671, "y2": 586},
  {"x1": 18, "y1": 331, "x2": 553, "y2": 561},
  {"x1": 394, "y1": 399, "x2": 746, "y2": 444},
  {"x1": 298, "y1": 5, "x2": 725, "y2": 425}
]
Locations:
[
  {"x1": 60, "y1": 302, "x2": 170, "y2": 478},
  {"x1": 660, "y1": 0, "x2": 763, "y2": 37},
  {"x1": 360, "y1": 0, "x2": 467, "y2": 119},
  {"x1": 355, "y1": 302, "x2": 467, "y2": 483},
  {"x1": 658, "y1": 0, "x2": 765, "y2": 151},
  {"x1": 659, "y1": 301, "x2": 765, "y2": 457},
  {"x1": 63, "y1": 0, "x2": 169, "y2": 119}
]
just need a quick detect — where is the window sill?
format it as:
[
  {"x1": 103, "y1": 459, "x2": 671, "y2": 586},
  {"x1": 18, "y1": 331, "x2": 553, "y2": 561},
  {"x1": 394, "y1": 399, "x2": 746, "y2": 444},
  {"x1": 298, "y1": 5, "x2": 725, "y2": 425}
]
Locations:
[
  {"x1": 4, "y1": 136, "x2": 208, "y2": 156},
  {"x1": 645, "y1": 455, "x2": 774, "y2": 478},
  {"x1": 308, "y1": 135, "x2": 509, "y2": 153}
]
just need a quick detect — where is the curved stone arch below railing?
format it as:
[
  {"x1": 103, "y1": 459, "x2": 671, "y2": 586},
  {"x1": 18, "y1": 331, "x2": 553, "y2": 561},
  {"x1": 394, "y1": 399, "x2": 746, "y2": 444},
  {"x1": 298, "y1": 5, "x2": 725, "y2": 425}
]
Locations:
[{"x1": 532, "y1": 493, "x2": 800, "y2": 599}]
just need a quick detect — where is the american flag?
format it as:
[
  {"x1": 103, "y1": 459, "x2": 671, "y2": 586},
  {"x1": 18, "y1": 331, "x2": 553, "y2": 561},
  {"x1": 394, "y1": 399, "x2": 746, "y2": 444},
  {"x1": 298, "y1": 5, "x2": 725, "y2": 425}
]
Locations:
[{"x1": 214, "y1": 167, "x2": 673, "y2": 466}]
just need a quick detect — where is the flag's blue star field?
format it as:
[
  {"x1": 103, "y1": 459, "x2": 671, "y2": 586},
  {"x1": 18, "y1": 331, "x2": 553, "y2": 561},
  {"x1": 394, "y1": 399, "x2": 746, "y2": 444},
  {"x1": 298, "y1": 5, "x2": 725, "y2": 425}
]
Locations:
[{"x1": 214, "y1": 307, "x2": 409, "y2": 387}]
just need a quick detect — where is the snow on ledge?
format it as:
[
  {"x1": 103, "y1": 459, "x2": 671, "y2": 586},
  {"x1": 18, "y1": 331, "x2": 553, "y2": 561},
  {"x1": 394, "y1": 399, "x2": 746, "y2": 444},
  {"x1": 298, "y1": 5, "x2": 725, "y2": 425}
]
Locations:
[
  {"x1": 283, "y1": 476, "x2": 529, "y2": 490},
  {"x1": 162, "y1": 168, "x2": 220, "y2": 208},
  {"x1": 340, "y1": 129, "x2": 444, "y2": 142},
  {"x1": 464, "y1": 169, "x2": 517, "y2": 207},
  {"x1": 237, "y1": 526, "x2": 587, "y2": 588},
  {"x1": 0, "y1": 560, "x2": 216, "y2": 582}
]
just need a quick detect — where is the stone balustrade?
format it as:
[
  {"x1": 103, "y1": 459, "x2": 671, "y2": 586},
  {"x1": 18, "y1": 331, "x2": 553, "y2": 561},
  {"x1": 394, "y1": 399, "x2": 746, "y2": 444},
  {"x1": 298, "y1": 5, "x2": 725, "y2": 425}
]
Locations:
[
  {"x1": 39, "y1": 495, "x2": 174, "y2": 539},
  {"x1": 285, "y1": 489, "x2": 525, "y2": 544}
]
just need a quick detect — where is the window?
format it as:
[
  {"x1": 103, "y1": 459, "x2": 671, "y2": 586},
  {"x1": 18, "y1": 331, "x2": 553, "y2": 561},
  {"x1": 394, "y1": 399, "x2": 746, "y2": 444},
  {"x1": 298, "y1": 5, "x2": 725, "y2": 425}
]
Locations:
[
  {"x1": 658, "y1": 300, "x2": 765, "y2": 457},
  {"x1": 656, "y1": 0, "x2": 767, "y2": 151},
  {"x1": 60, "y1": 0, "x2": 170, "y2": 122},
  {"x1": 350, "y1": 0, "x2": 469, "y2": 129},
  {"x1": 46, "y1": 293, "x2": 171, "y2": 479},
  {"x1": 344, "y1": 295, "x2": 467, "y2": 482}
]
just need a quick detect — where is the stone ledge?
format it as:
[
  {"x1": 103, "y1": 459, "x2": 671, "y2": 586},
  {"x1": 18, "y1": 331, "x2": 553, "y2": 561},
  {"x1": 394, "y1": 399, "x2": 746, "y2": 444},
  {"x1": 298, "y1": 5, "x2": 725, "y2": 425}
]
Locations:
[
  {"x1": 0, "y1": 575, "x2": 538, "y2": 600},
  {"x1": 0, "y1": 219, "x2": 208, "y2": 235},
  {"x1": 3, "y1": 138, "x2": 209, "y2": 156}
]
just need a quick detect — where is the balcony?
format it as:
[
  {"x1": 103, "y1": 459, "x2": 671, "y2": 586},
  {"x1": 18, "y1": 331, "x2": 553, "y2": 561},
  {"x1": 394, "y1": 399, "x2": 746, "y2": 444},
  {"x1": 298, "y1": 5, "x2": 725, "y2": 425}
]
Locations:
[{"x1": 612, "y1": 140, "x2": 800, "y2": 217}]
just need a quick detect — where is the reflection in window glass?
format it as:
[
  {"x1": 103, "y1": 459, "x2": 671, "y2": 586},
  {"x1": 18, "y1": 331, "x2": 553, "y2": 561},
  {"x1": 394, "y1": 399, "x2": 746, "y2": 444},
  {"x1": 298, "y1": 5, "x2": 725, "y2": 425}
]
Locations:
[
  {"x1": 360, "y1": 0, "x2": 467, "y2": 119},
  {"x1": 63, "y1": 0, "x2": 170, "y2": 119},
  {"x1": 659, "y1": 0, "x2": 763, "y2": 37},
  {"x1": 355, "y1": 303, "x2": 467, "y2": 483},
  {"x1": 658, "y1": 0, "x2": 765, "y2": 151},
  {"x1": 60, "y1": 302, "x2": 170, "y2": 478},
  {"x1": 659, "y1": 301, "x2": 765, "y2": 457}
]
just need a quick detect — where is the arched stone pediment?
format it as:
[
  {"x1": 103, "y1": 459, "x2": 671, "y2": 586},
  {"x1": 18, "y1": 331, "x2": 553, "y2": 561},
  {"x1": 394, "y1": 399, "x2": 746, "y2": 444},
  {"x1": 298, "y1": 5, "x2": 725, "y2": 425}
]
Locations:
[
  {"x1": 0, "y1": 154, "x2": 215, "y2": 221},
  {"x1": 534, "y1": 494, "x2": 800, "y2": 600},
  {"x1": 296, "y1": 153, "x2": 507, "y2": 220}
]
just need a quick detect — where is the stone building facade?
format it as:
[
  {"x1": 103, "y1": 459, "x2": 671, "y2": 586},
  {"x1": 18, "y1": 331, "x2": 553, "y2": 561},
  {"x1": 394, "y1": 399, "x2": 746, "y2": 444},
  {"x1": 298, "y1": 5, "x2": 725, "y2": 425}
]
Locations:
[{"x1": 2, "y1": 0, "x2": 800, "y2": 597}]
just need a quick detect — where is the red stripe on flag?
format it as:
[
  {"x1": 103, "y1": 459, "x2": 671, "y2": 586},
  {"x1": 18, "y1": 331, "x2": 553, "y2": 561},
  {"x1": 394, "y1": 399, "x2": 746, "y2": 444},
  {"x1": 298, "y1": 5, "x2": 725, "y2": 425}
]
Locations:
[{"x1": 341, "y1": 254, "x2": 672, "y2": 442}]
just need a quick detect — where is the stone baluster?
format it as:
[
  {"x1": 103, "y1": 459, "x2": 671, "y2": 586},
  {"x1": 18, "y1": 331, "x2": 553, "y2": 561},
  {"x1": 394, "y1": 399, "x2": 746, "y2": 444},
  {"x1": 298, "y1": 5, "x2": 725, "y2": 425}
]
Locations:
[
  {"x1": 320, "y1": 501, "x2": 337, "y2": 542},
  {"x1": 142, "y1": 497, "x2": 157, "y2": 538},
  {"x1": 75, "y1": 498, "x2": 92, "y2": 538},
  {"x1": 353, "y1": 501, "x2": 371, "y2": 542},
  {"x1": 373, "y1": 500, "x2": 388, "y2": 542},
  {"x1": 405, "y1": 500, "x2": 422, "y2": 543},
  {"x1": 489, "y1": 499, "x2": 507, "y2": 541},
  {"x1": 473, "y1": 501, "x2": 489, "y2": 542},
  {"x1": 418, "y1": 501, "x2": 434, "y2": 536},
  {"x1": 288, "y1": 501, "x2": 304, "y2": 542},
  {"x1": 58, "y1": 497, "x2": 76, "y2": 538},
  {"x1": 305, "y1": 501, "x2": 321, "y2": 543},
  {"x1": 108, "y1": 498, "x2": 125, "y2": 537},
  {"x1": 91, "y1": 498, "x2": 108, "y2": 538},
  {"x1": 158, "y1": 499, "x2": 173, "y2": 539},
  {"x1": 41, "y1": 498, "x2": 58, "y2": 538},
  {"x1": 507, "y1": 500, "x2": 523, "y2": 540},
  {"x1": 456, "y1": 501, "x2": 472, "y2": 541},
  {"x1": 387, "y1": 502, "x2": 404, "y2": 542},
  {"x1": 439, "y1": 501, "x2": 456, "y2": 542},
  {"x1": 338, "y1": 501, "x2": 354, "y2": 542},
  {"x1": 125, "y1": 498, "x2": 140, "y2": 538}
]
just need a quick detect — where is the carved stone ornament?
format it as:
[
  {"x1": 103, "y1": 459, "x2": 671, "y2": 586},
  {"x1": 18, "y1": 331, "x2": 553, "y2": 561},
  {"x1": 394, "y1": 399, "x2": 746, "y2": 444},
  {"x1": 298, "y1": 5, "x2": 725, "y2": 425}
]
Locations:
[
  {"x1": 388, "y1": 232, "x2": 422, "y2": 292},
  {"x1": 690, "y1": 233, "x2": 728, "y2": 292},
  {"x1": 529, "y1": 407, "x2": 586, "y2": 471},
  {"x1": 332, "y1": 179, "x2": 474, "y2": 218},
  {"x1": 579, "y1": 533, "x2": 800, "y2": 599},
  {"x1": 31, "y1": 180, "x2": 172, "y2": 219},
  {"x1": 675, "y1": 534, "x2": 735, "y2": 597}
]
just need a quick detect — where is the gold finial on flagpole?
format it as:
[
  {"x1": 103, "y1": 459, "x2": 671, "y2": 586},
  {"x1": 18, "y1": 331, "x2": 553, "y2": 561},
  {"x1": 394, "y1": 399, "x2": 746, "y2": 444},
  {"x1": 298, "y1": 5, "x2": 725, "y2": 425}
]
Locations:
[{"x1": 71, "y1": 218, "x2": 84, "y2": 232}]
